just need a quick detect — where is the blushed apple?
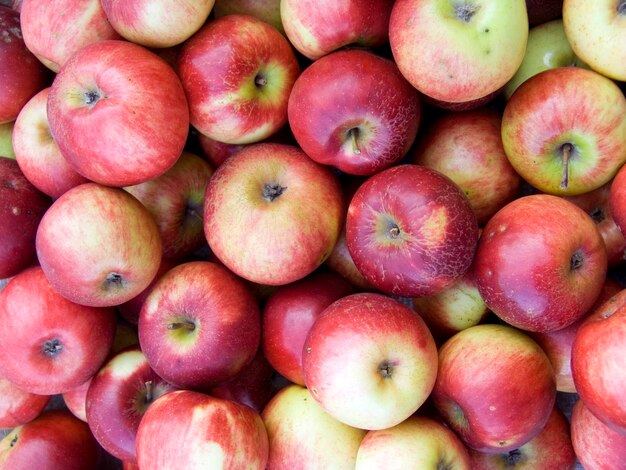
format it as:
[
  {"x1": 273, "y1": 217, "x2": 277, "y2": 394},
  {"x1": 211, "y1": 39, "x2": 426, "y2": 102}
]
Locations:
[{"x1": 0, "y1": 375, "x2": 50, "y2": 428}]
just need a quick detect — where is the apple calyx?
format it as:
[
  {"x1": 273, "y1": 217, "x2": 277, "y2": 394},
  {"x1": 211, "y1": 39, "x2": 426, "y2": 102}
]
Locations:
[
  {"x1": 378, "y1": 361, "x2": 395, "y2": 379},
  {"x1": 167, "y1": 320, "x2": 196, "y2": 331},
  {"x1": 558, "y1": 142, "x2": 575, "y2": 190},
  {"x1": 42, "y1": 338, "x2": 63, "y2": 357},
  {"x1": 455, "y1": 2, "x2": 480, "y2": 23},
  {"x1": 9, "y1": 434, "x2": 17, "y2": 448},
  {"x1": 589, "y1": 206, "x2": 606, "y2": 223},
  {"x1": 263, "y1": 183, "x2": 287, "y2": 202},
  {"x1": 348, "y1": 127, "x2": 362, "y2": 155},
  {"x1": 502, "y1": 448, "x2": 525, "y2": 467},
  {"x1": 83, "y1": 88, "x2": 105, "y2": 109},
  {"x1": 104, "y1": 272, "x2": 125, "y2": 292},
  {"x1": 618, "y1": 0, "x2": 626, "y2": 15},
  {"x1": 254, "y1": 72, "x2": 268, "y2": 88},
  {"x1": 570, "y1": 251, "x2": 584, "y2": 272},
  {"x1": 389, "y1": 224, "x2": 401, "y2": 239}
]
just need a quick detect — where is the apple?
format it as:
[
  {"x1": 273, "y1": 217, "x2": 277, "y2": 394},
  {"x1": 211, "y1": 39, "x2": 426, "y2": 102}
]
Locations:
[
  {"x1": 570, "y1": 398, "x2": 626, "y2": 469},
  {"x1": 563, "y1": 0, "x2": 626, "y2": 81},
  {"x1": 502, "y1": 66, "x2": 626, "y2": 196},
  {"x1": 125, "y1": 151, "x2": 213, "y2": 261},
  {"x1": 12, "y1": 87, "x2": 89, "y2": 199},
  {"x1": 355, "y1": 414, "x2": 472, "y2": 469},
  {"x1": 138, "y1": 260, "x2": 261, "y2": 390},
  {"x1": 288, "y1": 48, "x2": 421, "y2": 176},
  {"x1": 0, "y1": 266, "x2": 117, "y2": 395},
  {"x1": 100, "y1": 0, "x2": 214, "y2": 48},
  {"x1": 302, "y1": 292, "x2": 439, "y2": 430},
  {"x1": 280, "y1": 0, "x2": 394, "y2": 60},
  {"x1": 196, "y1": 132, "x2": 246, "y2": 168},
  {"x1": 346, "y1": 164, "x2": 479, "y2": 297},
  {"x1": 85, "y1": 346, "x2": 177, "y2": 463},
  {"x1": 389, "y1": 0, "x2": 528, "y2": 104},
  {"x1": 176, "y1": 14, "x2": 300, "y2": 145},
  {"x1": 262, "y1": 384, "x2": 367, "y2": 469},
  {"x1": 324, "y1": 225, "x2": 374, "y2": 291},
  {"x1": 204, "y1": 142, "x2": 344, "y2": 286},
  {"x1": 262, "y1": 269, "x2": 354, "y2": 385},
  {"x1": 62, "y1": 378, "x2": 91, "y2": 423},
  {"x1": 432, "y1": 323, "x2": 556, "y2": 453},
  {"x1": 410, "y1": 107, "x2": 521, "y2": 225},
  {"x1": 136, "y1": 390, "x2": 268, "y2": 469},
  {"x1": 47, "y1": 39, "x2": 189, "y2": 187},
  {"x1": 0, "y1": 6, "x2": 50, "y2": 124},
  {"x1": 0, "y1": 156, "x2": 51, "y2": 279},
  {"x1": 474, "y1": 194, "x2": 607, "y2": 332},
  {"x1": 609, "y1": 159, "x2": 626, "y2": 238},
  {"x1": 0, "y1": 121, "x2": 14, "y2": 158},
  {"x1": 214, "y1": 0, "x2": 284, "y2": 35},
  {"x1": 468, "y1": 405, "x2": 576, "y2": 470},
  {"x1": 0, "y1": 374, "x2": 50, "y2": 428},
  {"x1": 0, "y1": 409, "x2": 101, "y2": 469}
]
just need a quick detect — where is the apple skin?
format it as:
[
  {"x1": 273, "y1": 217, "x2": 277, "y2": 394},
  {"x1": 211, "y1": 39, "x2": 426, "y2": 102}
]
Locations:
[
  {"x1": 432, "y1": 323, "x2": 556, "y2": 453},
  {"x1": 501, "y1": 66, "x2": 626, "y2": 196},
  {"x1": 35, "y1": 183, "x2": 163, "y2": 307},
  {"x1": 204, "y1": 142, "x2": 344, "y2": 286},
  {"x1": 0, "y1": 266, "x2": 117, "y2": 395},
  {"x1": 280, "y1": 0, "x2": 394, "y2": 60},
  {"x1": 62, "y1": 378, "x2": 92, "y2": 423},
  {"x1": 355, "y1": 415, "x2": 472, "y2": 470},
  {"x1": 214, "y1": 0, "x2": 284, "y2": 35},
  {"x1": 570, "y1": 399, "x2": 626, "y2": 470},
  {"x1": 571, "y1": 288, "x2": 626, "y2": 434},
  {"x1": 19, "y1": 0, "x2": 121, "y2": 72},
  {"x1": 474, "y1": 194, "x2": 608, "y2": 332},
  {"x1": 197, "y1": 133, "x2": 246, "y2": 168},
  {"x1": 302, "y1": 292, "x2": 439, "y2": 431},
  {"x1": 389, "y1": 0, "x2": 528, "y2": 104},
  {"x1": 136, "y1": 390, "x2": 269, "y2": 470},
  {"x1": 324, "y1": 225, "x2": 375, "y2": 291},
  {"x1": 410, "y1": 107, "x2": 521, "y2": 225},
  {"x1": 0, "y1": 409, "x2": 101, "y2": 469},
  {"x1": 47, "y1": 39, "x2": 189, "y2": 187},
  {"x1": 177, "y1": 14, "x2": 300, "y2": 145},
  {"x1": 609, "y1": 160, "x2": 626, "y2": 238},
  {"x1": 85, "y1": 346, "x2": 178, "y2": 463},
  {"x1": 262, "y1": 384, "x2": 367, "y2": 469},
  {"x1": 100, "y1": 0, "x2": 215, "y2": 48},
  {"x1": 262, "y1": 269, "x2": 354, "y2": 385},
  {"x1": 288, "y1": 48, "x2": 421, "y2": 176},
  {"x1": 138, "y1": 260, "x2": 261, "y2": 390},
  {"x1": 0, "y1": 156, "x2": 51, "y2": 279},
  {"x1": 0, "y1": 121, "x2": 14, "y2": 158},
  {"x1": 12, "y1": 87, "x2": 89, "y2": 199},
  {"x1": 346, "y1": 164, "x2": 479, "y2": 297},
  {"x1": 468, "y1": 405, "x2": 576, "y2": 470},
  {"x1": 0, "y1": 6, "x2": 50, "y2": 124},
  {"x1": 0, "y1": 375, "x2": 50, "y2": 428}
]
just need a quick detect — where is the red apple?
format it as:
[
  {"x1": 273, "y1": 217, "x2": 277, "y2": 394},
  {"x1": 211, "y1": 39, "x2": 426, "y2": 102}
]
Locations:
[
  {"x1": 136, "y1": 390, "x2": 268, "y2": 469},
  {"x1": 177, "y1": 14, "x2": 300, "y2": 145},
  {"x1": 302, "y1": 292, "x2": 439, "y2": 430},
  {"x1": 346, "y1": 164, "x2": 479, "y2": 297},
  {"x1": 0, "y1": 156, "x2": 51, "y2": 279},
  {"x1": 0, "y1": 375, "x2": 49, "y2": 428},
  {"x1": 47, "y1": 39, "x2": 189, "y2": 187},
  {"x1": 62, "y1": 378, "x2": 91, "y2": 423},
  {"x1": 204, "y1": 142, "x2": 344, "y2": 286},
  {"x1": 474, "y1": 194, "x2": 607, "y2": 332}
]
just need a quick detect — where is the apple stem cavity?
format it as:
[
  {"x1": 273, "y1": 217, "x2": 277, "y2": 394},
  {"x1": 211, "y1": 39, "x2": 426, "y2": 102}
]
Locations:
[
  {"x1": 167, "y1": 320, "x2": 196, "y2": 331},
  {"x1": 454, "y1": 2, "x2": 480, "y2": 23},
  {"x1": 42, "y1": 338, "x2": 63, "y2": 357},
  {"x1": 559, "y1": 142, "x2": 574, "y2": 190},
  {"x1": 503, "y1": 449, "x2": 525, "y2": 467},
  {"x1": 348, "y1": 127, "x2": 361, "y2": 155},
  {"x1": 263, "y1": 183, "x2": 287, "y2": 202}
]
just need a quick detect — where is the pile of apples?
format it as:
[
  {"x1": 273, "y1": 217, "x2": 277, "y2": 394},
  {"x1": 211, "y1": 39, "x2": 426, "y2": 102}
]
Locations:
[{"x1": 2, "y1": 0, "x2": 626, "y2": 468}]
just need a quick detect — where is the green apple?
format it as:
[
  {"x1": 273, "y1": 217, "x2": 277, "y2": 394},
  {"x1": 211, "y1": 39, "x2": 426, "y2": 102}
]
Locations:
[
  {"x1": 0, "y1": 121, "x2": 14, "y2": 159},
  {"x1": 213, "y1": 0, "x2": 284, "y2": 35}
]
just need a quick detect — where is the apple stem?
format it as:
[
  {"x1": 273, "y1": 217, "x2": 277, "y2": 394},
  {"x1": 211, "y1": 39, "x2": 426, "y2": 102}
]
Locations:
[
  {"x1": 144, "y1": 380, "x2": 153, "y2": 403},
  {"x1": 254, "y1": 73, "x2": 267, "y2": 87},
  {"x1": 379, "y1": 361, "x2": 394, "y2": 379},
  {"x1": 167, "y1": 320, "x2": 196, "y2": 331},
  {"x1": 186, "y1": 207, "x2": 203, "y2": 223},
  {"x1": 389, "y1": 224, "x2": 400, "y2": 239},
  {"x1": 349, "y1": 128, "x2": 361, "y2": 155},
  {"x1": 560, "y1": 143, "x2": 573, "y2": 190}
]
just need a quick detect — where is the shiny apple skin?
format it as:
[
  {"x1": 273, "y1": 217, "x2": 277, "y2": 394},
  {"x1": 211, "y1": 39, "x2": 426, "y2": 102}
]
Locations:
[{"x1": 0, "y1": 375, "x2": 50, "y2": 428}]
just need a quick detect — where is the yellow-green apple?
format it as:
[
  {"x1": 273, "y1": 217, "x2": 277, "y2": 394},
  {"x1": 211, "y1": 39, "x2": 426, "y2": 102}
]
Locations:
[
  {"x1": 0, "y1": 266, "x2": 117, "y2": 395},
  {"x1": 355, "y1": 415, "x2": 472, "y2": 470},
  {"x1": 12, "y1": 87, "x2": 89, "y2": 199},
  {"x1": 346, "y1": 164, "x2": 479, "y2": 297},
  {"x1": 0, "y1": 374, "x2": 50, "y2": 428},
  {"x1": 389, "y1": 0, "x2": 528, "y2": 105},
  {"x1": 138, "y1": 261, "x2": 261, "y2": 390},
  {"x1": 526, "y1": 0, "x2": 563, "y2": 27},
  {"x1": 571, "y1": 288, "x2": 626, "y2": 434},
  {"x1": 288, "y1": 48, "x2": 421, "y2": 176},
  {"x1": 125, "y1": 151, "x2": 213, "y2": 261},
  {"x1": 262, "y1": 384, "x2": 366, "y2": 469},
  {"x1": 468, "y1": 405, "x2": 576, "y2": 470},
  {"x1": 280, "y1": 0, "x2": 394, "y2": 60},
  {"x1": 302, "y1": 292, "x2": 439, "y2": 430},
  {"x1": 474, "y1": 194, "x2": 608, "y2": 332},
  {"x1": 0, "y1": 121, "x2": 14, "y2": 158},
  {"x1": 570, "y1": 399, "x2": 626, "y2": 470},
  {"x1": 0, "y1": 156, "x2": 50, "y2": 279},
  {"x1": 262, "y1": 269, "x2": 354, "y2": 385},
  {"x1": 563, "y1": 0, "x2": 626, "y2": 81},
  {"x1": 19, "y1": 0, "x2": 120, "y2": 72},
  {"x1": 204, "y1": 142, "x2": 343, "y2": 286},
  {"x1": 0, "y1": 6, "x2": 49, "y2": 124},
  {"x1": 35, "y1": 183, "x2": 163, "y2": 307},
  {"x1": 85, "y1": 346, "x2": 177, "y2": 463},
  {"x1": 177, "y1": 14, "x2": 300, "y2": 145},
  {"x1": 501, "y1": 66, "x2": 626, "y2": 196},
  {"x1": 504, "y1": 19, "x2": 582, "y2": 100},
  {"x1": 136, "y1": 390, "x2": 268, "y2": 470},
  {"x1": 214, "y1": 0, "x2": 284, "y2": 35},
  {"x1": 100, "y1": 0, "x2": 214, "y2": 48},
  {"x1": 410, "y1": 107, "x2": 521, "y2": 225},
  {"x1": 432, "y1": 324, "x2": 556, "y2": 453},
  {"x1": 0, "y1": 409, "x2": 101, "y2": 469},
  {"x1": 47, "y1": 40, "x2": 189, "y2": 187}
]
